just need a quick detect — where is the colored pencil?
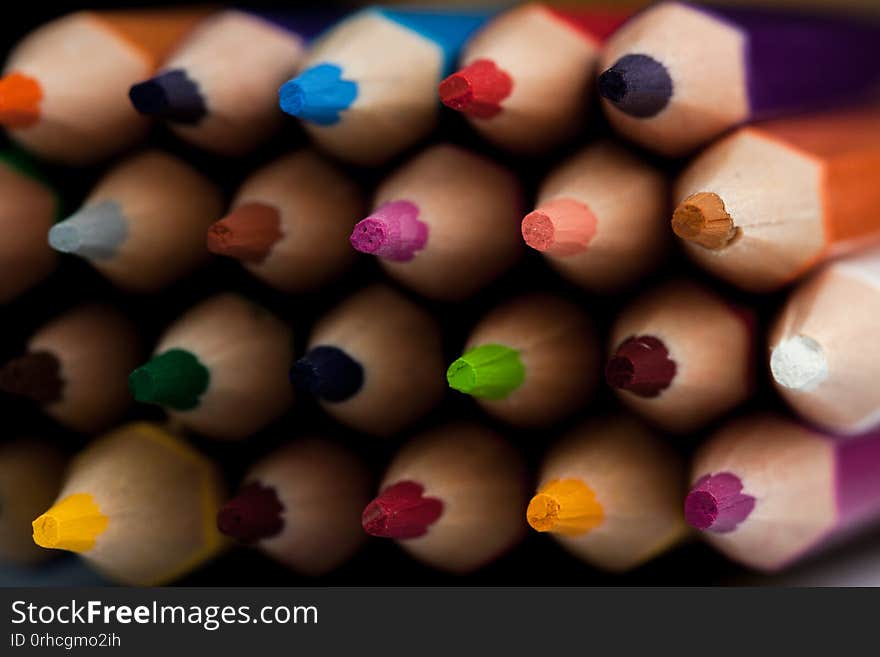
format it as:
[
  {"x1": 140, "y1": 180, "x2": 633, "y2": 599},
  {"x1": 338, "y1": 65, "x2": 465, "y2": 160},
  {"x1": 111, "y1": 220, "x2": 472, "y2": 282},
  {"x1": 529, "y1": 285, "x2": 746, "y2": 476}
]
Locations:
[
  {"x1": 349, "y1": 144, "x2": 523, "y2": 300},
  {"x1": 521, "y1": 141, "x2": 669, "y2": 292},
  {"x1": 129, "y1": 294, "x2": 294, "y2": 440},
  {"x1": 32, "y1": 422, "x2": 226, "y2": 585},
  {"x1": 439, "y1": 4, "x2": 629, "y2": 152},
  {"x1": 597, "y1": 1, "x2": 880, "y2": 156},
  {"x1": 672, "y1": 107, "x2": 880, "y2": 292},
  {"x1": 218, "y1": 438, "x2": 372, "y2": 576},
  {"x1": 527, "y1": 415, "x2": 689, "y2": 572},
  {"x1": 0, "y1": 305, "x2": 142, "y2": 433},
  {"x1": 291, "y1": 285, "x2": 444, "y2": 437},
  {"x1": 0, "y1": 9, "x2": 207, "y2": 164},
  {"x1": 362, "y1": 423, "x2": 527, "y2": 573},
  {"x1": 0, "y1": 440, "x2": 66, "y2": 564},
  {"x1": 206, "y1": 150, "x2": 365, "y2": 292},
  {"x1": 448, "y1": 293, "x2": 599, "y2": 427},
  {"x1": 606, "y1": 280, "x2": 754, "y2": 433},
  {"x1": 686, "y1": 413, "x2": 880, "y2": 572},
  {"x1": 769, "y1": 250, "x2": 880, "y2": 435},
  {"x1": 0, "y1": 149, "x2": 60, "y2": 303},
  {"x1": 278, "y1": 7, "x2": 491, "y2": 165},
  {"x1": 48, "y1": 150, "x2": 224, "y2": 293},
  {"x1": 129, "y1": 10, "x2": 330, "y2": 155}
]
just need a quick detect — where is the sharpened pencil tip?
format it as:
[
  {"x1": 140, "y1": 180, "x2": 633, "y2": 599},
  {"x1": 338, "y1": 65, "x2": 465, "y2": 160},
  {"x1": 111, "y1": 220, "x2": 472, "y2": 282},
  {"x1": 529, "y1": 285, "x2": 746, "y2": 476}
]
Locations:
[
  {"x1": 279, "y1": 64, "x2": 357, "y2": 126},
  {"x1": 362, "y1": 481, "x2": 443, "y2": 539},
  {"x1": 526, "y1": 479, "x2": 603, "y2": 536},
  {"x1": 447, "y1": 344, "x2": 525, "y2": 400},
  {"x1": 606, "y1": 335, "x2": 676, "y2": 398},
  {"x1": 770, "y1": 335, "x2": 828, "y2": 391},
  {"x1": 522, "y1": 198, "x2": 597, "y2": 256},
  {"x1": 672, "y1": 192, "x2": 737, "y2": 250},
  {"x1": 350, "y1": 200, "x2": 427, "y2": 262},
  {"x1": 0, "y1": 72, "x2": 42, "y2": 127},
  {"x1": 439, "y1": 59, "x2": 512, "y2": 119},
  {"x1": 49, "y1": 200, "x2": 129, "y2": 260},
  {"x1": 207, "y1": 202, "x2": 282, "y2": 262},
  {"x1": 598, "y1": 54, "x2": 672, "y2": 118},
  {"x1": 32, "y1": 493, "x2": 108, "y2": 553},
  {"x1": 129, "y1": 69, "x2": 205, "y2": 124},
  {"x1": 0, "y1": 351, "x2": 63, "y2": 404},
  {"x1": 685, "y1": 472, "x2": 755, "y2": 533},
  {"x1": 291, "y1": 346, "x2": 363, "y2": 403},
  {"x1": 129, "y1": 348, "x2": 210, "y2": 411},
  {"x1": 217, "y1": 482, "x2": 284, "y2": 543}
]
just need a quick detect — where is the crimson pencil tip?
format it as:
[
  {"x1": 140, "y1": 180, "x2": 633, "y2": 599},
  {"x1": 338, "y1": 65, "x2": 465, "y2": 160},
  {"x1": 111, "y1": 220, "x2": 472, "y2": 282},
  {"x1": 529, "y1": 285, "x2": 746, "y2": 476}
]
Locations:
[
  {"x1": 685, "y1": 473, "x2": 755, "y2": 533},
  {"x1": 349, "y1": 200, "x2": 428, "y2": 262},
  {"x1": 362, "y1": 481, "x2": 443, "y2": 539},
  {"x1": 606, "y1": 335, "x2": 676, "y2": 398},
  {"x1": 438, "y1": 59, "x2": 512, "y2": 119},
  {"x1": 0, "y1": 351, "x2": 63, "y2": 404},
  {"x1": 217, "y1": 482, "x2": 284, "y2": 543},
  {"x1": 207, "y1": 202, "x2": 282, "y2": 262}
]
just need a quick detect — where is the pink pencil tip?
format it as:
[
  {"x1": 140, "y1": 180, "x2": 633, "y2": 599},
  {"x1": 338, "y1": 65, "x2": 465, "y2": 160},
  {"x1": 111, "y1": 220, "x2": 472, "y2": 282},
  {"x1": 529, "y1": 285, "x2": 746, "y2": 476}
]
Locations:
[
  {"x1": 521, "y1": 198, "x2": 596, "y2": 256},
  {"x1": 685, "y1": 472, "x2": 755, "y2": 533},
  {"x1": 349, "y1": 200, "x2": 428, "y2": 262}
]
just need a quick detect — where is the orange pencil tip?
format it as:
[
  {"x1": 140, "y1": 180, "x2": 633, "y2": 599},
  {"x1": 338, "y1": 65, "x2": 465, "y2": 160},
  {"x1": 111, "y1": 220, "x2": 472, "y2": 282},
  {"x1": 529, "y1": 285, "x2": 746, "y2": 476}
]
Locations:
[
  {"x1": 0, "y1": 72, "x2": 42, "y2": 127},
  {"x1": 671, "y1": 192, "x2": 738, "y2": 250}
]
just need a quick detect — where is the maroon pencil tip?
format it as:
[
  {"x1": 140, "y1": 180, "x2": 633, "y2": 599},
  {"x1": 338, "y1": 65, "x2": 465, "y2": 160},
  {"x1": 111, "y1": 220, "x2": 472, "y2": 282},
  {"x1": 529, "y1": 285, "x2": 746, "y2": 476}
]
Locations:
[
  {"x1": 605, "y1": 335, "x2": 676, "y2": 398},
  {"x1": 217, "y1": 481, "x2": 284, "y2": 543},
  {"x1": 684, "y1": 473, "x2": 755, "y2": 533},
  {"x1": 438, "y1": 59, "x2": 512, "y2": 119},
  {"x1": 362, "y1": 480, "x2": 443, "y2": 540},
  {"x1": 0, "y1": 351, "x2": 63, "y2": 404}
]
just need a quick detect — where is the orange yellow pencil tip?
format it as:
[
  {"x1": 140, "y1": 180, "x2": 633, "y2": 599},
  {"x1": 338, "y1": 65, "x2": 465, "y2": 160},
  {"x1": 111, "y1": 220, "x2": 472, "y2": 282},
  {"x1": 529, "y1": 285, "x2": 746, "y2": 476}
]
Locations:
[
  {"x1": 32, "y1": 493, "x2": 109, "y2": 553},
  {"x1": 526, "y1": 479, "x2": 603, "y2": 536},
  {"x1": 0, "y1": 72, "x2": 42, "y2": 127}
]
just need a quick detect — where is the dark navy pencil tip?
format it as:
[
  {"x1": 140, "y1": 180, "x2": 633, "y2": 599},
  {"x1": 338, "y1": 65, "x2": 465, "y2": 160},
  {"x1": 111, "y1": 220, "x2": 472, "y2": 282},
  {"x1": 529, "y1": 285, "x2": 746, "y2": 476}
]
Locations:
[
  {"x1": 598, "y1": 54, "x2": 673, "y2": 119},
  {"x1": 129, "y1": 69, "x2": 206, "y2": 125},
  {"x1": 290, "y1": 345, "x2": 364, "y2": 403},
  {"x1": 278, "y1": 63, "x2": 357, "y2": 126}
]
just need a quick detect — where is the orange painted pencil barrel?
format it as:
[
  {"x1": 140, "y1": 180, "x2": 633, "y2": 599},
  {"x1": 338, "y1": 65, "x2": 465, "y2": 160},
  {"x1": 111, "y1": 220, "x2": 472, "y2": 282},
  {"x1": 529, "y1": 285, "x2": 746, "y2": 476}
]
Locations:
[
  {"x1": 362, "y1": 423, "x2": 528, "y2": 574},
  {"x1": 217, "y1": 438, "x2": 372, "y2": 576},
  {"x1": 0, "y1": 9, "x2": 208, "y2": 164},
  {"x1": 672, "y1": 107, "x2": 880, "y2": 292},
  {"x1": 527, "y1": 415, "x2": 689, "y2": 572}
]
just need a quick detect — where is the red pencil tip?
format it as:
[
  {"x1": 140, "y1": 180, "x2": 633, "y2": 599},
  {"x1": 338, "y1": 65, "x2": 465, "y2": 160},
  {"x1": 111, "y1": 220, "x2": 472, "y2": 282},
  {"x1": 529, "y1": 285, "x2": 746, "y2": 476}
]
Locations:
[
  {"x1": 606, "y1": 335, "x2": 676, "y2": 398},
  {"x1": 438, "y1": 59, "x2": 512, "y2": 120},
  {"x1": 217, "y1": 482, "x2": 284, "y2": 543},
  {"x1": 0, "y1": 72, "x2": 42, "y2": 127},
  {"x1": 362, "y1": 480, "x2": 443, "y2": 539},
  {"x1": 207, "y1": 202, "x2": 282, "y2": 262}
]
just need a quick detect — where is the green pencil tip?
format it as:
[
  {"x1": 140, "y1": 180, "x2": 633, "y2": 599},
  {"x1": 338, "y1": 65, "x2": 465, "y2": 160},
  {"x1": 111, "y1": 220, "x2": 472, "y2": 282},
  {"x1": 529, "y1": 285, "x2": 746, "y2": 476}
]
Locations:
[
  {"x1": 128, "y1": 348, "x2": 210, "y2": 411},
  {"x1": 447, "y1": 344, "x2": 525, "y2": 400}
]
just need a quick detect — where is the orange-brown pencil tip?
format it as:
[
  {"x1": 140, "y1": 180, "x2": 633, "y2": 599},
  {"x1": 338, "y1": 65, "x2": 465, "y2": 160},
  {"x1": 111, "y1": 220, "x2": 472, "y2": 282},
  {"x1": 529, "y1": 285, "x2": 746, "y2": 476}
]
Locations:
[
  {"x1": 0, "y1": 72, "x2": 42, "y2": 127},
  {"x1": 671, "y1": 192, "x2": 737, "y2": 250},
  {"x1": 206, "y1": 201, "x2": 282, "y2": 262}
]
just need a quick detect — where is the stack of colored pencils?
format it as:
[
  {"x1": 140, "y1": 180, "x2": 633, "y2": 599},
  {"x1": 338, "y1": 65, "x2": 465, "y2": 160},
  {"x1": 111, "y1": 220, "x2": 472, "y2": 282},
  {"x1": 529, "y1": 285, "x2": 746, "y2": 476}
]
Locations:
[{"x1": 2, "y1": 0, "x2": 880, "y2": 587}]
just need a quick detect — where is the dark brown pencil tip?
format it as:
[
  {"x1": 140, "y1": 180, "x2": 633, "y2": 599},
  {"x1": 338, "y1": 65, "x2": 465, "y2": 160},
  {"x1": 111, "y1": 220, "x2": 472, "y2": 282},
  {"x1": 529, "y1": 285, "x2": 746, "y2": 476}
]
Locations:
[
  {"x1": 606, "y1": 335, "x2": 676, "y2": 398},
  {"x1": 217, "y1": 481, "x2": 284, "y2": 543},
  {"x1": 0, "y1": 351, "x2": 63, "y2": 404},
  {"x1": 672, "y1": 192, "x2": 738, "y2": 250},
  {"x1": 207, "y1": 202, "x2": 282, "y2": 263}
]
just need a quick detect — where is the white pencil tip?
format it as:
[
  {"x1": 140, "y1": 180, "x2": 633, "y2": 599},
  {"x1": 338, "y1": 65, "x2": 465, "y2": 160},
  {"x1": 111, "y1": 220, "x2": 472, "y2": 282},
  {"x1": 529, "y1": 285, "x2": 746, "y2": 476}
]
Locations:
[{"x1": 770, "y1": 335, "x2": 828, "y2": 391}]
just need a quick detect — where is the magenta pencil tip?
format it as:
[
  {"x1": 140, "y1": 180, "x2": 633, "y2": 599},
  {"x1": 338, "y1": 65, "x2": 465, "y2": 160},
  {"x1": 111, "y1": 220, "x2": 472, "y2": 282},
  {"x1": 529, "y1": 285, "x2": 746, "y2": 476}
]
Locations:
[
  {"x1": 685, "y1": 472, "x2": 755, "y2": 533},
  {"x1": 349, "y1": 200, "x2": 428, "y2": 262}
]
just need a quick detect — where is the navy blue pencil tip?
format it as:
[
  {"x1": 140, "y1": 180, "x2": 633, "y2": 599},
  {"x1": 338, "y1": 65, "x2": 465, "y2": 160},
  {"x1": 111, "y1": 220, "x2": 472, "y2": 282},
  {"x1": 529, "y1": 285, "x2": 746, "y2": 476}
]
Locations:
[{"x1": 129, "y1": 69, "x2": 206, "y2": 125}]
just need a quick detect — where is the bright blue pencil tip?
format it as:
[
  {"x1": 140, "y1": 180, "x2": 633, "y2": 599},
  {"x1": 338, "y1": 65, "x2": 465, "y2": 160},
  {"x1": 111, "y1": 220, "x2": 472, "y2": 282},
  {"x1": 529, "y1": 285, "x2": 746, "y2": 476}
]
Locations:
[{"x1": 278, "y1": 63, "x2": 357, "y2": 126}]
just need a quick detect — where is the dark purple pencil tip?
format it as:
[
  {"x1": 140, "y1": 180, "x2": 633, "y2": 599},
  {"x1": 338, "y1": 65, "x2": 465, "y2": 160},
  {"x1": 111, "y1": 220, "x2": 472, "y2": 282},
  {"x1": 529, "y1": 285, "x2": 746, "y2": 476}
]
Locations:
[
  {"x1": 598, "y1": 53, "x2": 672, "y2": 118},
  {"x1": 129, "y1": 69, "x2": 206, "y2": 124},
  {"x1": 685, "y1": 472, "x2": 756, "y2": 533},
  {"x1": 217, "y1": 482, "x2": 284, "y2": 543}
]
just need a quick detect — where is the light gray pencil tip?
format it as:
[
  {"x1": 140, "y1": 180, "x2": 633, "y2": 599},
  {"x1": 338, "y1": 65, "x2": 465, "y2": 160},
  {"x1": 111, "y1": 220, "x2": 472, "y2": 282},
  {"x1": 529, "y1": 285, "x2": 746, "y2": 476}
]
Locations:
[{"x1": 48, "y1": 200, "x2": 128, "y2": 260}]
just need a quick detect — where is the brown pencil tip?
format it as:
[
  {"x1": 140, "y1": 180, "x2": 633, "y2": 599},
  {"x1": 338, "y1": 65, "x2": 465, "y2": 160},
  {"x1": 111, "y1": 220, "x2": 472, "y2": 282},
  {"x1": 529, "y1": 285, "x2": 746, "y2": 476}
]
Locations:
[
  {"x1": 606, "y1": 335, "x2": 676, "y2": 398},
  {"x1": 0, "y1": 72, "x2": 42, "y2": 127},
  {"x1": 207, "y1": 202, "x2": 282, "y2": 262},
  {"x1": 671, "y1": 192, "x2": 737, "y2": 250},
  {"x1": 0, "y1": 351, "x2": 63, "y2": 404}
]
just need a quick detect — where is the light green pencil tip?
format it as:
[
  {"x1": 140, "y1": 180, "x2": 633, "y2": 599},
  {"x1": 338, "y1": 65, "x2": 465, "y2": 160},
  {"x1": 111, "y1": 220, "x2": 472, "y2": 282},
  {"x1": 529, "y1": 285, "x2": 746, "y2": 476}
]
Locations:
[{"x1": 447, "y1": 344, "x2": 525, "y2": 400}]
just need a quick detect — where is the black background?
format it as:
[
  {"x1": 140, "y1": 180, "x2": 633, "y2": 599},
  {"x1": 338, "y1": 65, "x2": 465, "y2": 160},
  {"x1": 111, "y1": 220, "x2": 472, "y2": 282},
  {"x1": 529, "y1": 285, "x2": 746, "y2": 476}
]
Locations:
[{"x1": 0, "y1": 1, "x2": 829, "y2": 586}]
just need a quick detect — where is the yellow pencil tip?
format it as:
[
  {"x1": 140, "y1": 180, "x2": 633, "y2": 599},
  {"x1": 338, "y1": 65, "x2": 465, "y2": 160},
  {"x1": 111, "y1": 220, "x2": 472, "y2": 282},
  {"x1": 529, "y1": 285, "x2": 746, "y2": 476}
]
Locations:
[
  {"x1": 526, "y1": 479, "x2": 603, "y2": 536},
  {"x1": 32, "y1": 493, "x2": 108, "y2": 552}
]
